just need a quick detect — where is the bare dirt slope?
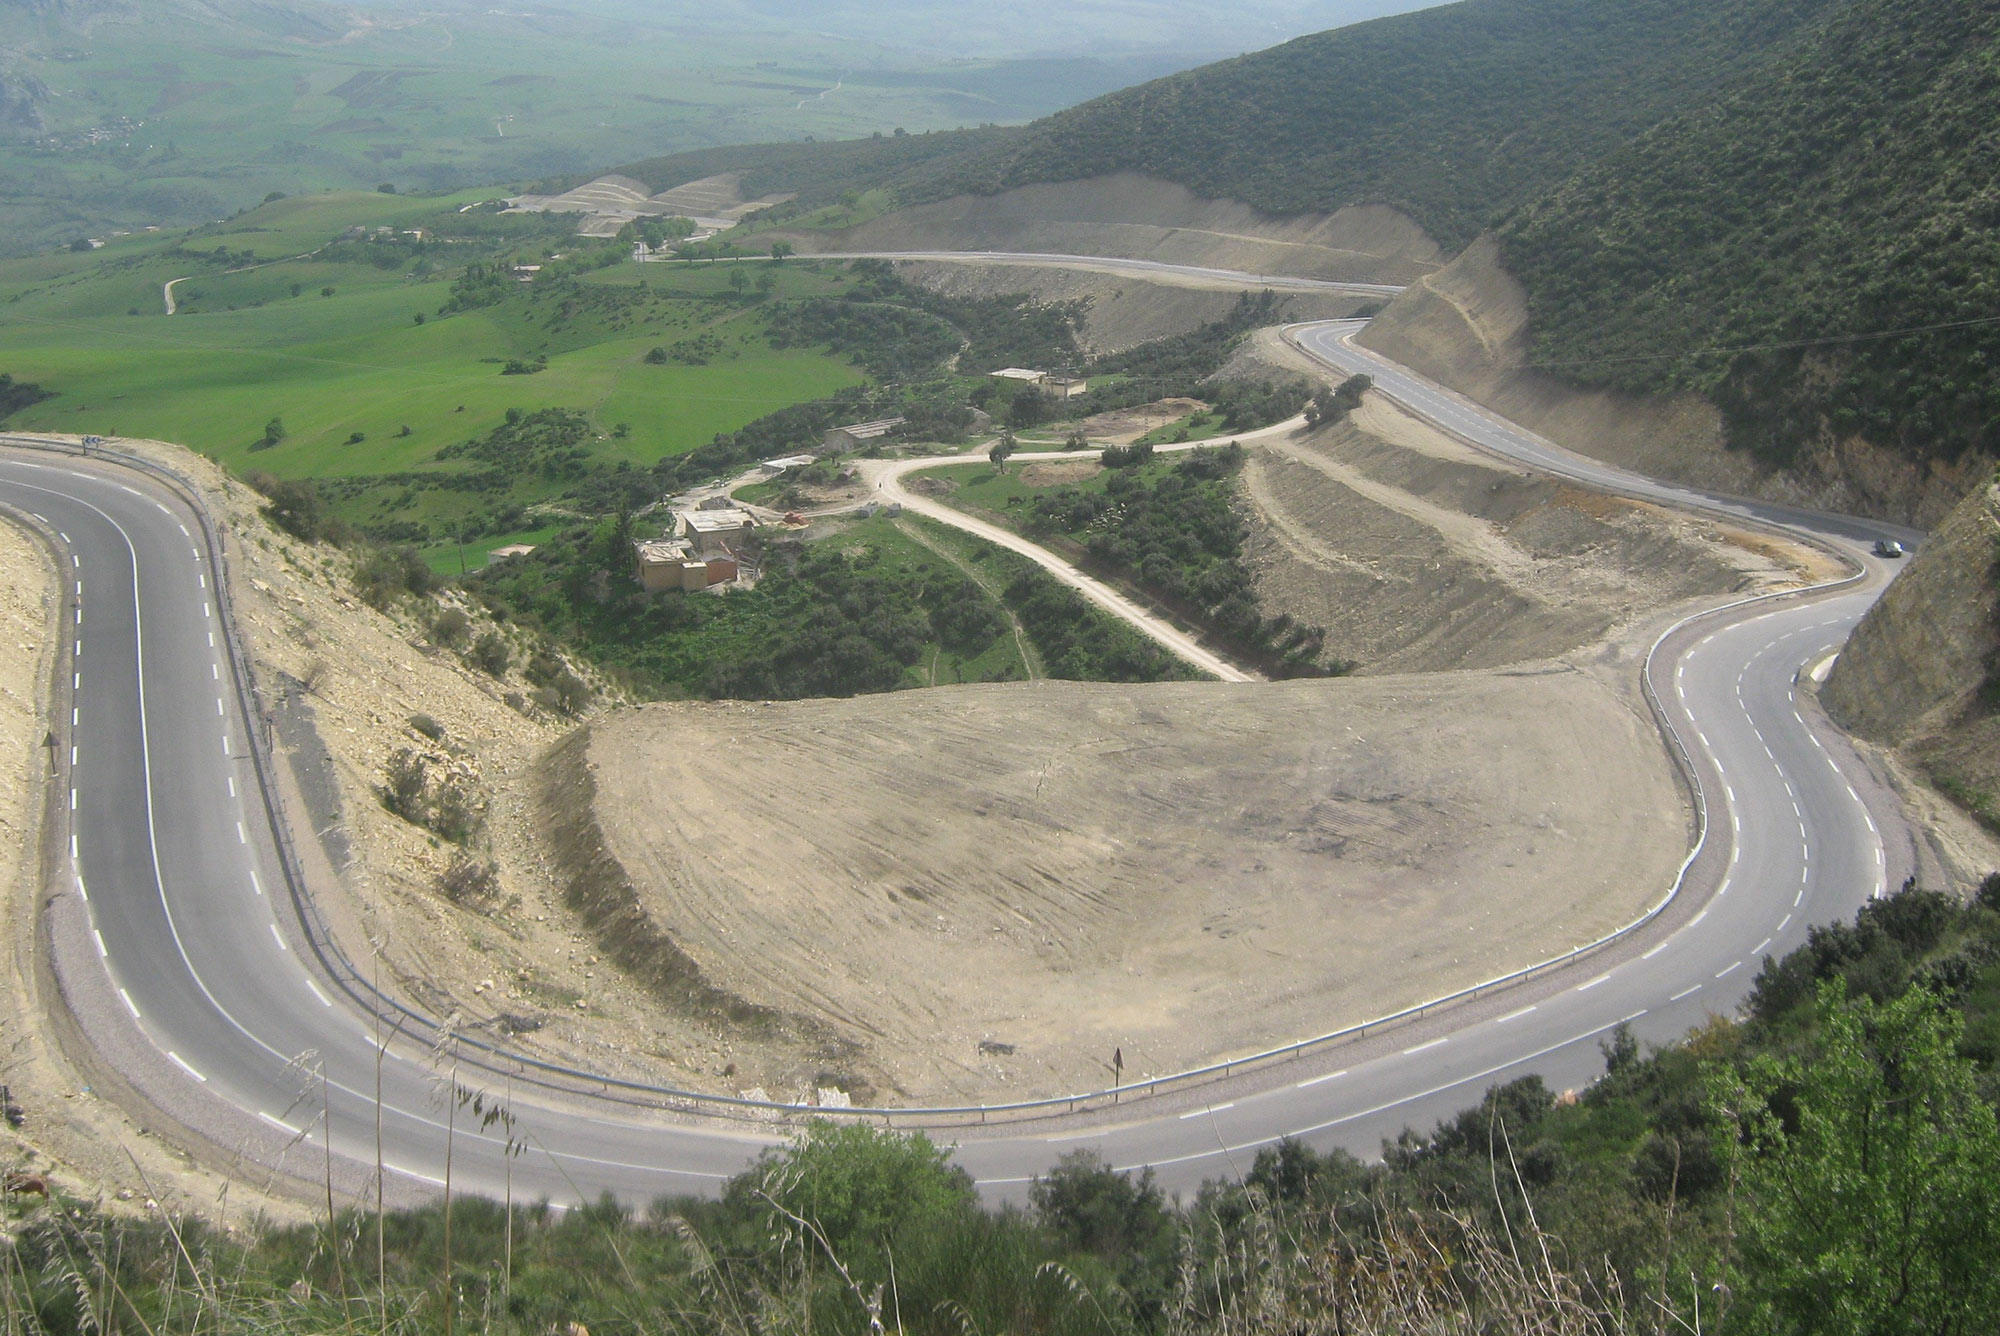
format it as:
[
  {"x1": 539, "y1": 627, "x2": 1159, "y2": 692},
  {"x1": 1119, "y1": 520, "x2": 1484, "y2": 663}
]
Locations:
[
  {"x1": 1356, "y1": 238, "x2": 1980, "y2": 526},
  {"x1": 783, "y1": 174, "x2": 1445, "y2": 285},
  {"x1": 1823, "y1": 480, "x2": 2000, "y2": 885},
  {"x1": 1241, "y1": 396, "x2": 1814, "y2": 674},
  {"x1": 584, "y1": 673, "x2": 1687, "y2": 1105},
  {"x1": 895, "y1": 258, "x2": 1378, "y2": 355}
]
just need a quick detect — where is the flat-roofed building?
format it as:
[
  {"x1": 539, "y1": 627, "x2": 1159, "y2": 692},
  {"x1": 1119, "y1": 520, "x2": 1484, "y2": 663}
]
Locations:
[
  {"x1": 680, "y1": 507, "x2": 756, "y2": 557},
  {"x1": 634, "y1": 537, "x2": 739, "y2": 591}
]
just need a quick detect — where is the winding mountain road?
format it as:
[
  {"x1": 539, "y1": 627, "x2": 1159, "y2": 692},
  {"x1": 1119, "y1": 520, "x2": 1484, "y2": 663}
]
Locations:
[{"x1": 0, "y1": 291, "x2": 1925, "y2": 1207}]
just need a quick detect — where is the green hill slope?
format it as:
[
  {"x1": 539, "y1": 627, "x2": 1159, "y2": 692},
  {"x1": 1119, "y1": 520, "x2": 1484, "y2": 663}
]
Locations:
[
  {"x1": 1497, "y1": 0, "x2": 2000, "y2": 472},
  {"x1": 913, "y1": 0, "x2": 1842, "y2": 249},
  {"x1": 612, "y1": 0, "x2": 1842, "y2": 251}
]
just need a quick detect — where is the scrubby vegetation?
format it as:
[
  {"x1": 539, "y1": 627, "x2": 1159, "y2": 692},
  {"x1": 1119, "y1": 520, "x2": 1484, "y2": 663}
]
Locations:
[
  {"x1": 9, "y1": 882, "x2": 2000, "y2": 1333},
  {"x1": 0, "y1": 372, "x2": 50, "y2": 421},
  {"x1": 1499, "y1": 0, "x2": 2000, "y2": 472},
  {"x1": 608, "y1": 1, "x2": 1841, "y2": 253},
  {"x1": 1023, "y1": 445, "x2": 1333, "y2": 675},
  {"x1": 464, "y1": 514, "x2": 1196, "y2": 699}
]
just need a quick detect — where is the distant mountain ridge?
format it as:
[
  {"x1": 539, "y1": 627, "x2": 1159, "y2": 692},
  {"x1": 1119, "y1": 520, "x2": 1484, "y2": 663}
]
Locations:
[
  {"x1": 609, "y1": 0, "x2": 1845, "y2": 252},
  {"x1": 608, "y1": 0, "x2": 1999, "y2": 520}
]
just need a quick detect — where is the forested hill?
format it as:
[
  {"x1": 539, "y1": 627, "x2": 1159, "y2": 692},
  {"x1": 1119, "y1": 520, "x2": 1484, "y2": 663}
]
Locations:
[
  {"x1": 1496, "y1": 0, "x2": 2000, "y2": 472},
  {"x1": 920, "y1": 0, "x2": 1841, "y2": 250},
  {"x1": 610, "y1": 0, "x2": 1841, "y2": 252}
]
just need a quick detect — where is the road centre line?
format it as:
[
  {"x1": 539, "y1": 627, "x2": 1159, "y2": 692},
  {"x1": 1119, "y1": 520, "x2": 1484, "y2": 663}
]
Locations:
[
  {"x1": 1716, "y1": 961, "x2": 1742, "y2": 979},
  {"x1": 1670, "y1": 985, "x2": 1702, "y2": 1003},
  {"x1": 119, "y1": 988, "x2": 140, "y2": 1019},
  {"x1": 269, "y1": 924, "x2": 287, "y2": 951},
  {"x1": 1181, "y1": 1103, "x2": 1233, "y2": 1118},
  {"x1": 1496, "y1": 1005, "x2": 1538, "y2": 1022},
  {"x1": 1296, "y1": 1070, "x2": 1349, "y2": 1088},
  {"x1": 1402, "y1": 1037, "x2": 1448, "y2": 1055},
  {"x1": 168, "y1": 1052, "x2": 207, "y2": 1083},
  {"x1": 1576, "y1": 973, "x2": 1611, "y2": 991}
]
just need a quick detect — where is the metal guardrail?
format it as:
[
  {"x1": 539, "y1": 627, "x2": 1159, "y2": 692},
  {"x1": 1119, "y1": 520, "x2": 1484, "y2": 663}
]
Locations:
[{"x1": 0, "y1": 398, "x2": 1872, "y2": 1133}]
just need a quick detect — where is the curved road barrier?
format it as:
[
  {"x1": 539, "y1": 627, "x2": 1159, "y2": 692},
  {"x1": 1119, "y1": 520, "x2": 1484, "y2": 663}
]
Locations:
[{"x1": 0, "y1": 297, "x2": 1922, "y2": 1203}]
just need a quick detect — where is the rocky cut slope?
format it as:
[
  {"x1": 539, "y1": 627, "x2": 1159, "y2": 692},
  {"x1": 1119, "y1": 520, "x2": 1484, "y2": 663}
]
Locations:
[
  {"x1": 1824, "y1": 479, "x2": 2000, "y2": 822},
  {"x1": 1495, "y1": 0, "x2": 2000, "y2": 520}
]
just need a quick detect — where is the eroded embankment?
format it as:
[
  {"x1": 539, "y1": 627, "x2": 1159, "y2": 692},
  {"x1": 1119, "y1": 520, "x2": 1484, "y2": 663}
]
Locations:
[
  {"x1": 1355, "y1": 237, "x2": 1983, "y2": 527},
  {"x1": 579, "y1": 674, "x2": 1691, "y2": 1105},
  {"x1": 1240, "y1": 396, "x2": 1816, "y2": 675},
  {"x1": 893, "y1": 258, "x2": 1378, "y2": 355},
  {"x1": 536, "y1": 727, "x2": 867, "y2": 1097},
  {"x1": 778, "y1": 173, "x2": 1445, "y2": 286}
]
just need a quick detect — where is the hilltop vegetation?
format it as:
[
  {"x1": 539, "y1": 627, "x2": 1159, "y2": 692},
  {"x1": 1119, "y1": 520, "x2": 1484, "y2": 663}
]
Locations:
[
  {"x1": 614, "y1": 0, "x2": 1842, "y2": 252},
  {"x1": 1498, "y1": 0, "x2": 2000, "y2": 471}
]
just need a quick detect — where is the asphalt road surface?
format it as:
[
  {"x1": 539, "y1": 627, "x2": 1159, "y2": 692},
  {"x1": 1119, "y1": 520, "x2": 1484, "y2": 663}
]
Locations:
[{"x1": 0, "y1": 311, "x2": 1924, "y2": 1206}]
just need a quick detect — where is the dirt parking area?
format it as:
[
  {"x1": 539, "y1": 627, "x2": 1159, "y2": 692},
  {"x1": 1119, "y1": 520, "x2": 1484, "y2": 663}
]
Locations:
[
  {"x1": 582, "y1": 671, "x2": 1689, "y2": 1104},
  {"x1": 1078, "y1": 398, "x2": 1208, "y2": 446}
]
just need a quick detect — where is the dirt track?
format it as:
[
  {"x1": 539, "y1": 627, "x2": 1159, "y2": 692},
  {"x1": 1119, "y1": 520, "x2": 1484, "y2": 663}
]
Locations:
[
  {"x1": 585, "y1": 671, "x2": 1690, "y2": 1104},
  {"x1": 1242, "y1": 396, "x2": 1813, "y2": 674}
]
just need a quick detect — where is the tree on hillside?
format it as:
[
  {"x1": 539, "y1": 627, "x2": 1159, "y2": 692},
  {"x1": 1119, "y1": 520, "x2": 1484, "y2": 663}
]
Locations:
[
  {"x1": 988, "y1": 431, "x2": 1018, "y2": 473},
  {"x1": 1712, "y1": 980, "x2": 2000, "y2": 1333},
  {"x1": 770, "y1": 240, "x2": 795, "y2": 262}
]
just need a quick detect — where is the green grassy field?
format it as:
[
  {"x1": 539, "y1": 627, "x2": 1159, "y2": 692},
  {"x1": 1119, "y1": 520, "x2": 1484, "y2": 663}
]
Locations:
[
  {"x1": 0, "y1": 192, "x2": 863, "y2": 526},
  {"x1": 0, "y1": 2, "x2": 1170, "y2": 258},
  {"x1": 908, "y1": 457, "x2": 1116, "y2": 516}
]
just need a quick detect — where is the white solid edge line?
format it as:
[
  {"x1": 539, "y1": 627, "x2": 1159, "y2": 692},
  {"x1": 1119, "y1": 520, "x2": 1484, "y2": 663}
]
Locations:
[{"x1": 168, "y1": 1051, "x2": 207, "y2": 1083}]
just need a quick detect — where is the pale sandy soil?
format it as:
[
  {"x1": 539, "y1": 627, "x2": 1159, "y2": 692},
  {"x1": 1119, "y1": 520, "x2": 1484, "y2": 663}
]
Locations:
[
  {"x1": 1076, "y1": 398, "x2": 1209, "y2": 446},
  {"x1": 584, "y1": 671, "x2": 1690, "y2": 1103},
  {"x1": 1241, "y1": 396, "x2": 1818, "y2": 674},
  {"x1": 893, "y1": 259, "x2": 1379, "y2": 355},
  {"x1": 778, "y1": 174, "x2": 1445, "y2": 286}
]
